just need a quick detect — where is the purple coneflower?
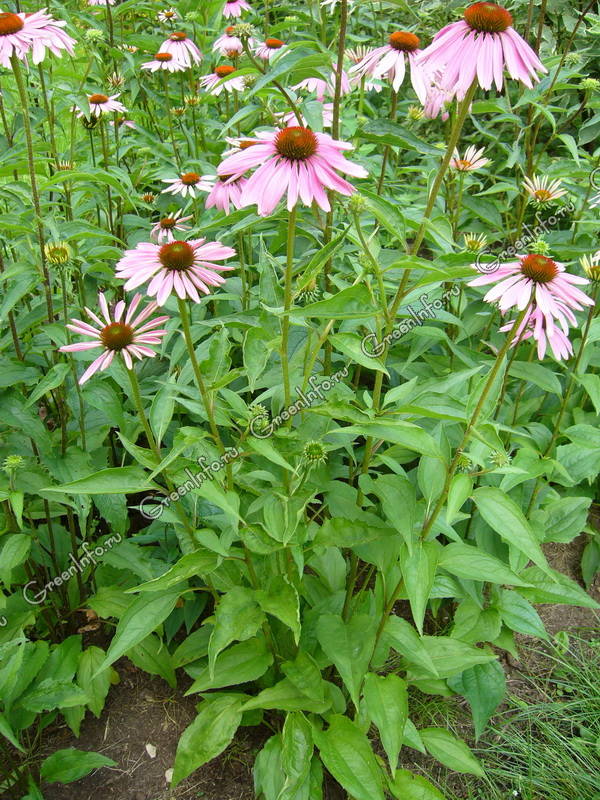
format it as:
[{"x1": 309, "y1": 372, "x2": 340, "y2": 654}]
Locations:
[
  {"x1": 349, "y1": 32, "x2": 428, "y2": 101},
  {"x1": 59, "y1": 293, "x2": 169, "y2": 383},
  {"x1": 115, "y1": 239, "x2": 236, "y2": 305},
  {"x1": 151, "y1": 209, "x2": 193, "y2": 243},
  {"x1": 87, "y1": 92, "x2": 127, "y2": 116},
  {"x1": 223, "y1": 0, "x2": 251, "y2": 18},
  {"x1": 141, "y1": 52, "x2": 186, "y2": 72},
  {"x1": 217, "y1": 126, "x2": 367, "y2": 216},
  {"x1": 205, "y1": 175, "x2": 248, "y2": 215},
  {"x1": 0, "y1": 9, "x2": 76, "y2": 67},
  {"x1": 451, "y1": 145, "x2": 490, "y2": 171},
  {"x1": 161, "y1": 171, "x2": 215, "y2": 199},
  {"x1": 254, "y1": 37, "x2": 287, "y2": 61},
  {"x1": 158, "y1": 31, "x2": 202, "y2": 67},
  {"x1": 199, "y1": 65, "x2": 245, "y2": 95}
]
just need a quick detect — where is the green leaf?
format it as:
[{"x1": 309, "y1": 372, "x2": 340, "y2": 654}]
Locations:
[
  {"x1": 255, "y1": 577, "x2": 301, "y2": 644},
  {"x1": 417, "y1": 637, "x2": 496, "y2": 679},
  {"x1": 313, "y1": 715, "x2": 386, "y2": 800},
  {"x1": 383, "y1": 617, "x2": 438, "y2": 677},
  {"x1": 314, "y1": 517, "x2": 394, "y2": 548},
  {"x1": 208, "y1": 586, "x2": 265, "y2": 678},
  {"x1": 128, "y1": 633, "x2": 177, "y2": 688},
  {"x1": 329, "y1": 421, "x2": 442, "y2": 458},
  {"x1": 186, "y1": 637, "x2": 273, "y2": 693},
  {"x1": 420, "y1": 728, "x2": 484, "y2": 777},
  {"x1": 389, "y1": 769, "x2": 448, "y2": 800},
  {"x1": 516, "y1": 566, "x2": 600, "y2": 608},
  {"x1": 171, "y1": 696, "x2": 243, "y2": 787},
  {"x1": 77, "y1": 646, "x2": 114, "y2": 718},
  {"x1": 439, "y1": 543, "x2": 531, "y2": 586},
  {"x1": 295, "y1": 227, "x2": 349, "y2": 294},
  {"x1": 0, "y1": 711, "x2": 24, "y2": 752},
  {"x1": 330, "y1": 332, "x2": 389, "y2": 375},
  {"x1": 26, "y1": 364, "x2": 70, "y2": 407},
  {"x1": 98, "y1": 589, "x2": 181, "y2": 672},
  {"x1": 129, "y1": 550, "x2": 219, "y2": 592},
  {"x1": 241, "y1": 678, "x2": 330, "y2": 713},
  {"x1": 472, "y1": 487, "x2": 549, "y2": 572},
  {"x1": 280, "y1": 713, "x2": 314, "y2": 799},
  {"x1": 40, "y1": 749, "x2": 116, "y2": 784},
  {"x1": 43, "y1": 466, "x2": 155, "y2": 495},
  {"x1": 448, "y1": 661, "x2": 506, "y2": 740},
  {"x1": 400, "y1": 542, "x2": 440, "y2": 634},
  {"x1": 290, "y1": 285, "x2": 377, "y2": 319},
  {"x1": 496, "y1": 589, "x2": 548, "y2": 639},
  {"x1": 363, "y1": 673, "x2": 408, "y2": 777},
  {"x1": 316, "y1": 614, "x2": 376, "y2": 707}
]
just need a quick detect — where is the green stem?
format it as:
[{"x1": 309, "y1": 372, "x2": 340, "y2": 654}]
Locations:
[
  {"x1": 10, "y1": 54, "x2": 53, "y2": 323},
  {"x1": 281, "y1": 204, "x2": 298, "y2": 410}
]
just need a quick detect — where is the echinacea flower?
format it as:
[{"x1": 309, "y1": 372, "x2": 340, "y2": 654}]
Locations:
[
  {"x1": 293, "y1": 70, "x2": 351, "y2": 101},
  {"x1": 349, "y1": 32, "x2": 428, "y2": 101},
  {"x1": 59, "y1": 293, "x2": 169, "y2": 383},
  {"x1": 115, "y1": 239, "x2": 236, "y2": 305},
  {"x1": 223, "y1": 0, "x2": 251, "y2": 18},
  {"x1": 417, "y1": 2, "x2": 547, "y2": 101},
  {"x1": 88, "y1": 0, "x2": 114, "y2": 6},
  {"x1": 110, "y1": 115, "x2": 135, "y2": 129},
  {"x1": 205, "y1": 174, "x2": 248, "y2": 215},
  {"x1": 469, "y1": 254, "x2": 593, "y2": 329},
  {"x1": 87, "y1": 92, "x2": 127, "y2": 116},
  {"x1": 199, "y1": 65, "x2": 245, "y2": 95},
  {"x1": 151, "y1": 209, "x2": 193, "y2": 243},
  {"x1": 158, "y1": 31, "x2": 203, "y2": 67},
  {"x1": 213, "y1": 26, "x2": 247, "y2": 56},
  {"x1": 500, "y1": 303, "x2": 575, "y2": 361},
  {"x1": 161, "y1": 171, "x2": 214, "y2": 199},
  {"x1": 254, "y1": 37, "x2": 286, "y2": 61},
  {"x1": 422, "y1": 69, "x2": 452, "y2": 120},
  {"x1": 580, "y1": 251, "x2": 600, "y2": 283},
  {"x1": 450, "y1": 145, "x2": 490, "y2": 171},
  {"x1": 158, "y1": 7, "x2": 179, "y2": 23},
  {"x1": 217, "y1": 126, "x2": 367, "y2": 216},
  {"x1": 463, "y1": 232, "x2": 488, "y2": 252},
  {"x1": 523, "y1": 175, "x2": 567, "y2": 205},
  {"x1": 0, "y1": 9, "x2": 76, "y2": 67},
  {"x1": 141, "y1": 51, "x2": 187, "y2": 73}
]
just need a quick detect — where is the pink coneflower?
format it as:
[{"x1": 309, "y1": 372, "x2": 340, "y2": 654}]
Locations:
[
  {"x1": 469, "y1": 254, "x2": 593, "y2": 328},
  {"x1": 349, "y1": 32, "x2": 428, "y2": 101},
  {"x1": 500, "y1": 304, "x2": 575, "y2": 361},
  {"x1": 151, "y1": 209, "x2": 193, "y2": 243},
  {"x1": 451, "y1": 145, "x2": 489, "y2": 171},
  {"x1": 217, "y1": 126, "x2": 367, "y2": 216},
  {"x1": 88, "y1": 0, "x2": 114, "y2": 5},
  {"x1": 417, "y1": 2, "x2": 547, "y2": 101},
  {"x1": 223, "y1": 0, "x2": 251, "y2": 18},
  {"x1": 87, "y1": 92, "x2": 127, "y2": 116},
  {"x1": 59, "y1": 293, "x2": 169, "y2": 383},
  {"x1": 205, "y1": 174, "x2": 248, "y2": 215},
  {"x1": 221, "y1": 136, "x2": 260, "y2": 156},
  {"x1": 293, "y1": 70, "x2": 351, "y2": 101},
  {"x1": 158, "y1": 31, "x2": 203, "y2": 67},
  {"x1": 161, "y1": 171, "x2": 215, "y2": 199},
  {"x1": 422, "y1": 69, "x2": 452, "y2": 120},
  {"x1": 199, "y1": 65, "x2": 245, "y2": 95},
  {"x1": 115, "y1": 239, "x2": 236, "y2": 305},
  {"x1": 110, "y1": 115, "x2": 136, "y2": 129},
  {"x1": 0, "y1": 9, "x2": 76, "y2": 67},
  {"x1": 523, "y1": 175, "x2": 566, "y2": 205},
  {"x1": 158, "y1": 7, "x2": 179, "y2": 23},
  {"x1": 254, "y1": 37, "x2": 287, "y2": 61},
  {"x1": 213, "y1": 26, "x2": 247, "y2": 56},
  {"x1": 141, "y1": 51, "x2": 186, "y2": 73}
]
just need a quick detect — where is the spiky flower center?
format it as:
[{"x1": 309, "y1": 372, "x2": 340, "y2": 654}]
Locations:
[
  {"x1": 265, "y1": 37, "x2": 284, "y2": 49},
  {"x1": 180, "y1": 171, "x2": 200, "y2": 185},
  {"x1": 159, "y1": 241, "x2": 195, "y2": 271},
  {"x1": 163, "y1": 10, "x2": 176, "y2": 17},
  {"x1": 520, "y1": 254, "x2": 558, "y2": 284},
  {"x1": 464, "y1": 2, "x2": 512, "y2": 33},
  {"x1": 89, "y1": 93, "x2": 109, "y2": 104},
  {"x1": 0, "y1": 12, "x2": 24, "y2": 35},
  {"x1": 388, "y1": 31, "x2": 420, "y2": 52},
  {"x1": 142, "y1": 193, "x2": 155, "y2": 203},
  {"x1": 532, "y1": 189, "x2": 553, "y2": 202},
  {"x1": 155, "y1": 52, "x2": 173, "y2": 61},
  {"x1": 215, "y1": 65, "x2": 236, "y2": 77},
  {"x1": 45, "y1": 243, "x2": 70, "y2": 264},
  {"x1": 170, "y1": 31, "x2": 187, "y2": 41},
  {"x1": 275, "y1": 126, "x2": 318, "y2": 160},
  {"x1": 100, "y1": 322, "x2": 134, "y2": 350},
  {"x1": 226, "y1": 25, "x2": 236, "y2": 34},
  {"x1": 160, "y1": 216, "x2": 177, "y2": 229}
]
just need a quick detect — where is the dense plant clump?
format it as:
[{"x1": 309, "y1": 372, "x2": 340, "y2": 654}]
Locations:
[{"x1": 0, "y1": 0, "x2": 598, "y2": 797}]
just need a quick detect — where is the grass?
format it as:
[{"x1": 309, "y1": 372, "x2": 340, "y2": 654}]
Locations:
[{"x1": 410, "y1": 634, "x2": 600, "y2": 800}]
